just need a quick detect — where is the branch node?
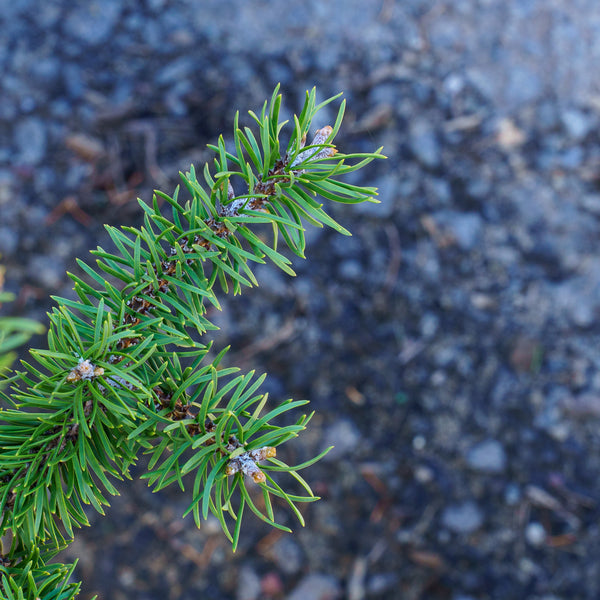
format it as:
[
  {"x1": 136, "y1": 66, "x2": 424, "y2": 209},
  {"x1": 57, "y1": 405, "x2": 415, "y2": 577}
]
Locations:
[
  {"x1": 225, "y1": 446, "x2": 277, "y2": 483},
  {"x1": 66, "y1": 358, "x2": 104, "y2": 383}
]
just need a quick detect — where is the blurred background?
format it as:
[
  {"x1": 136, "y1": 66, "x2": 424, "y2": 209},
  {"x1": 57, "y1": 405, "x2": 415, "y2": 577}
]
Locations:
[{"x1": 2, "y1": 1, "x2": 600, "y2": 598}]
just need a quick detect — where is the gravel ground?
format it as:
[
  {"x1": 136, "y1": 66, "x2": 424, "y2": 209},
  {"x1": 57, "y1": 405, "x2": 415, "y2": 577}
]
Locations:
[{"x1": 3, "y1": 1, "x2": 600, "y2": 599}]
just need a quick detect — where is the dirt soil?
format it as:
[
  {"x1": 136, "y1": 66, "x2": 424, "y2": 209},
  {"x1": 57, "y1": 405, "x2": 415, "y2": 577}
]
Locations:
[{"x1": 3, "y1": 1, "x2": 600, "y2": 599}]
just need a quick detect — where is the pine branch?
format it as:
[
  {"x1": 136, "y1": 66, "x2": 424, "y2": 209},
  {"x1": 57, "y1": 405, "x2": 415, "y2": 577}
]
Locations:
[{"x1": 0, "y1": 85, "x2": 384, "y2": 598}]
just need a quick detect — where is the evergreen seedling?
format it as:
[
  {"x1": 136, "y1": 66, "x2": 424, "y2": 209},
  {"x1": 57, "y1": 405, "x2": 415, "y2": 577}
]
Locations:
[{"x1": 0, "y1": 86, "x2": 384, "y2": 599}]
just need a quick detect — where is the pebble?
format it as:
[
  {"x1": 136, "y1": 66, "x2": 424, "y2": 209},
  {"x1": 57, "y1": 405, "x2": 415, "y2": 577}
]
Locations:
[
  {"x1": 366, "y1": 573, "x2": 398, "y2": 595},
  {"x1": 525, "y1": 522, "x2": 547, "y2": 547},
  {"x1": 435, "y1": 211, "x2": 483, "y2": 251},
  {"x1": 26, "y1": 255, "x2": 65, "y2": 290},
  {"x1": 0, "y1": 170, "x2": 15, "y2": 205},
  {"x1": 355, "y1": 173, "x2": 397, "y2": 217},
  {"x1": 466, "y1": 66, "x2": 504, "y2": 103},
  {"x1": 338, "y1": 259, "x2": 362, "y2": 281},
  {"x1": 559, "y1": 146, "x2": 584, "y2": 169},
  {"x1": 0, "y1": 227, "x2": 19, "y2": 255},
  {"x1": 466, "y1": 439, "x2": 507, "y2": 473},
  {"x1": 236, "y1": 566, "x2": 261, "y2": 600},
  {"x1": 14, "y1": 117, "x2": 47, "y2": 165},
  {"x1": 62, "y1": 63, "x2": 85, "y2": 99},
  {"x1": 270, "y1": 537, "x2": 303, "y2": 575},
  {"x1": 441, "y1": 501, "x2": 484, "y2": 534},
  {"x1": 580, "y1": 194, "x2": 600, "y2": 216},
  {"x1": 33, "y1": 2, "x2": 62, "y2": 28},
  {"x1": 505, "y1": 65, "x2": 543, "y2": 106},
  {"x1": 555, "y1": 276, "x2": 599, "y2": 329},
  {"x1": 420, "y1": 312, "x2": 439, "y2": 338},
  {"x1": 412, "y1": 436, "x2": 427, "y2": 451},
  {"x1": 0, "y1": 96, "x2": 17, "y2": 122},
  {"x1": 30, "y1": 57, "x2": 61, "y2": 87},
  {"x1": 0, "y1": 0, "x2": 33, "y2": 18},
  {"x1": 287, "y1": 574, "x2": 341, "y2": 600},
  {"x1": 423, "y1": 177, "x2": 452, "y2": 205},
  {"x1": 63, "y1": 1, "x2": 123, "y2": 45},
  {"x1": 254, "y1": 264, "x2": 290, "y2": 298},
  {"x1": 414, "y1": 464, "x2": 434, "y2": 483},
  {"x1": 409, "y1": 119, "x2": 441, "y2": 168},
  {"x1": 561, "y1": 108, "x2": 592, "y2": 140},
  {"x1": 147, "y1": 0, "x2": 167, "y2": 10},
  {"x1": 320, "y1": 419, "x2": 362, "y2": 462},
  {"x1": 504, "y1": 483, "x2": 521, "y2": 506},
  {"x1": 157, "y1": 57, "x2": 194, "y2": 86}
]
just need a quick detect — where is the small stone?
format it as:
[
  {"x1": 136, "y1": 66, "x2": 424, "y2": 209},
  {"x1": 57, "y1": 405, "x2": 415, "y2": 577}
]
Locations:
[
  {"x1": 409, "y1": 119, "x2": 441, "y2": 168},
  {"x1": 260, "y1": 572, "x2": 284, "y2": 596},
  {"x1": 14, "y1": 117, "x2": 47, "y2": 165},
  {"x1": 287, "y1": 574, "x2": 341, "y2": 600},
  {"x1": 0, "y1": 0, "x2": 33, "y2": 17},
  {"x1": 559, "y1": 146, "x2": 584, "y2": 169},
  {"x1": 581, "y1": 194, "x2": 600, "y2": 216},
  {"x1": 420, "y1": 312, "x2": 439, "y2": 337},
  {"x1": 270, "y1": 537, "x2": 303, "y2": 575},
  {"x1": 62, "y1": 63, "x2": 84, "y2": 99},
  {"x1": 147, "y1": 0, "x2": 167, "y2": 9},
  {"x1": 63, "y1": 0, "x2": 123, "y2": 45},
  {"x1": 506, "y1": 64, "x2": 543, "y2": 106},
  {"x1": 27, "y1": 255, "x2": 65, "y2": 290},
  {"x1": 0, "y1": 96, "x2": 17, "y2": 121},
  {"x1": 414, "y1": 465, "x2": 434, "y2": 483},
  {"x1": 31, "y1": 57, "x2": 61, "y2": 87},
  {"x1": 157, "y1": 57, "x2": 194, "y2": 85},
  {"x1": 424, "y1": 177, "x2": 451, "y2": 204},
  {"x1": 33, "y1": 2, "x2": 61, "y2": 27},
  {"x1": 466, "y1": 65, "x2": 503, "y2": 102},
  {"x1": 466, "y1": 439, "x2": 507, "y2": 473},
  {"x1": 441, "y1": 501, "x2": 484, "y2": 534},
  {"x1": 412, "y1": 435, "x2": 427, "y2": 451},
  {"x1": 339, "y1": 259, "x2": 362, "y2": 281},
  {"x1": 555, "y1": 276, "x2": 599, "y2": 329},
  {"x1": 254, "y1": 264, "x2": 289, "y2": 298},
  {"x1": 434, "y1": 211, "x2": 483, "y2": 251},
  {"x1": 444, "y1": 73, "x2": 464, "y2": 95},
  {"x1": 320, "y1": 419, "x2": 361, "y2": 462},
  {"x1": 452, "y1": 213, "x2": 482, "y2": 250},
  {"x1": 366, "y1": 573, "x2": 398, "y2": 596},
  {"x1": 525, "y1": 522, "x2": 547, "y2": 547},
  {"x1": 504, "y1": 483, "x2": 521, "y2": 506},
  {"x1": 561, "y1": 108, "x2": 592, "y2": 140},
  {"x1": 0, "y1": 227, "x2": 18, "y2": 255},
  {"x1": 470, "y1": 293, "x2": 496, "y2": 311},
  {"x1": 20, "y1": 96, "x2": 36, "y2": 113},
  {"x1": 496, "y1": 118, "x2": 526, "y2": 149},
  {"x1": 562, "y1": 393, "x2": 600, "y2": 418},
  {"x1": 0, "y1": 170, "x2": 16, "y2": 205},
  {"x1": 236, "y1": 566, "x2": 261, "y2": 600},
  {"x1": 355, "y1": 173, "x2": 396, "y2": 217}
]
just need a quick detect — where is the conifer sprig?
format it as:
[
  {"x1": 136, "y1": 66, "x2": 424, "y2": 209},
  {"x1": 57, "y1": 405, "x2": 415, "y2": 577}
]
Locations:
[{"x1": 0, "y1": 85, "x2": 384, "y2": 599}]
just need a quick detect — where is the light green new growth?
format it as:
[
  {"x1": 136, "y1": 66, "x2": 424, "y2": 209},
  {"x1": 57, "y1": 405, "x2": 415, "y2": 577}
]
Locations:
[
  {"x1": 0, "y1": 86, "x2": 384, "y2": 599},
  {"x1": 0, "y1": 265, "x2": 45, "y2": 373}
]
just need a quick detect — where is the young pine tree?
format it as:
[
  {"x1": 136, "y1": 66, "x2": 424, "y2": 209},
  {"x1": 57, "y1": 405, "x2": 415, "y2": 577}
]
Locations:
[{"x1": 0, "y1": 86, "x2": 384, "y2": 599}]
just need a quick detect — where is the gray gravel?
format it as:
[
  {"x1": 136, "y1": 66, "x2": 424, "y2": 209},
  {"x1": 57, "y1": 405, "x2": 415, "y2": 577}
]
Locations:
[{"x1": 3, "y1": 1, "x2": 600, "y2": 599}]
